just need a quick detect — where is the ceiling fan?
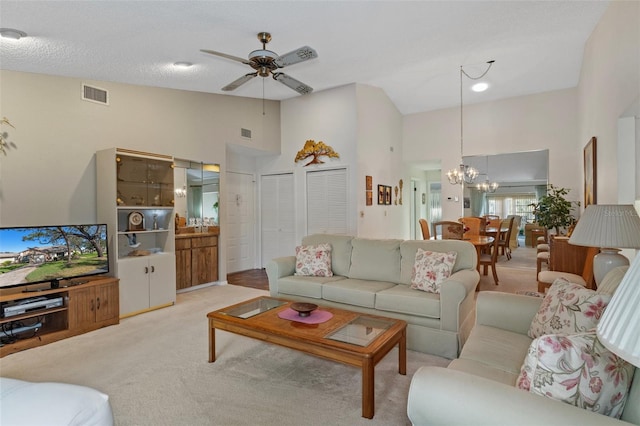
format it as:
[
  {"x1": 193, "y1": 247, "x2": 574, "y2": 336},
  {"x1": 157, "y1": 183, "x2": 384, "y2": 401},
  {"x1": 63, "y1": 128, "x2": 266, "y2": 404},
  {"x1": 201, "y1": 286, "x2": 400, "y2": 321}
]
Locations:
[{"x1": 201, "y1": 32, "x2": 318, "y2": 95}]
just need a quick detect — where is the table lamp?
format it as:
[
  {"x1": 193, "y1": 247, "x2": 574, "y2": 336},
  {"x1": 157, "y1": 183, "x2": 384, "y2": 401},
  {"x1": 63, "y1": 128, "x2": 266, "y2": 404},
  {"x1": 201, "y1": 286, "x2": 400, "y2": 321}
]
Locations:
[
  {"x1": 568, "y1": 204, "x2": 640, "y2": 285},
  {"x1": 597, "y1": 252, "x2": 640, "y2": 366}
]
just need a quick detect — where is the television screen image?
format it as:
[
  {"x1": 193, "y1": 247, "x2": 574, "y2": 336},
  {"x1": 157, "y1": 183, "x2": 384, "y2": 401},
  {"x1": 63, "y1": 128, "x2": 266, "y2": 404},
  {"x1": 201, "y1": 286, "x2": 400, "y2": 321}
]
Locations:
[{"x1": 0, "y1": 224, "x2": 109, "y2": 289}]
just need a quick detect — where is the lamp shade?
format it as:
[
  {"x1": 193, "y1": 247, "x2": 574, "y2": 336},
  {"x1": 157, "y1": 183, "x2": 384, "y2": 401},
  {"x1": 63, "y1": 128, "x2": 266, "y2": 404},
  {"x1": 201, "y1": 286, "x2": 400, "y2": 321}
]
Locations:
[
  {"x1": 597, "y1": 253, "x2": 640, "y2": 366},
  {"x1": 569, "y1": 204, "x2": 640, "y2": 249}
]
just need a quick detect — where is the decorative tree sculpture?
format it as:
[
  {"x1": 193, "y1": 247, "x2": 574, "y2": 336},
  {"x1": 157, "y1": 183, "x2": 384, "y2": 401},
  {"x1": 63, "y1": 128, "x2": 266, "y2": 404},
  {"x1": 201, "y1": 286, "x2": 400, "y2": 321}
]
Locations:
[{"x1": 294, "y1": 140, "x2": 340, "y2": 166}]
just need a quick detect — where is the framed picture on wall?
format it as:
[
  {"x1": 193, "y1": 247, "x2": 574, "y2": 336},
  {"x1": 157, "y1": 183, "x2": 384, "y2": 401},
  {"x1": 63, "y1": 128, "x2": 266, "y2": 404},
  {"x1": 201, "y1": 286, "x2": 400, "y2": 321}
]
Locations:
[
  {"x1": 365, "y1": 175, "x2": 372, "y2": 191},
  {"x1": 385, "y1": 186, "x2": 392, "y2": 205},
  {"x1": 366, "y1": 191, "x2": 373, "y2": 206},
  {"x1": 377, "y1": 185, "x2": 385, "y2": 205},
  {"x1": 584, "y1": 137, "x2": 597, "y2": 206}
]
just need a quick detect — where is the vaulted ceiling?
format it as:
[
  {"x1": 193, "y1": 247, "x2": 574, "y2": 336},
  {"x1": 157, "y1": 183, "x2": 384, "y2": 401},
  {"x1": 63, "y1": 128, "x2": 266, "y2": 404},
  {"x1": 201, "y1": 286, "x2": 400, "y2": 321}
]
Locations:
[{"x1": 0, "y1": 1, "x2": 609, "y2": 115}]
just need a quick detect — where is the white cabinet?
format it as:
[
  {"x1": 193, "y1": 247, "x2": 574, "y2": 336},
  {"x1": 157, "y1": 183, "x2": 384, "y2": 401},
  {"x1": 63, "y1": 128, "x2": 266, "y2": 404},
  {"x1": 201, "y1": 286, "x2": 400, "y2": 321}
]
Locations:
[
  {"x1": 97, "y1": 148, "x2": 176, "y2": 318},
  {"x1": 117, "y1": 254, "x2": 176, "y2": 317}
]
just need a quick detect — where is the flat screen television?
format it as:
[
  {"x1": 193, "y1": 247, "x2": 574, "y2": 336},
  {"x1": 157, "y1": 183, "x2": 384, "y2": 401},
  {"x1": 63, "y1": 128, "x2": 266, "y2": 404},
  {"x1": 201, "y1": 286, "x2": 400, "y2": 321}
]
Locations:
[{"x1": 0, "y1": 224, "x2": 109, "y2": 290}]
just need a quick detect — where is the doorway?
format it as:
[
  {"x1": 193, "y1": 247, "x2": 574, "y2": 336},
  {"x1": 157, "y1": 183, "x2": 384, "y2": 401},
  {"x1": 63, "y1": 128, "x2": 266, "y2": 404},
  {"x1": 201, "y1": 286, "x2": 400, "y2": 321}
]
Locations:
[{"x1": 226, "y1": 171, "x2": 256, "y2": 273}]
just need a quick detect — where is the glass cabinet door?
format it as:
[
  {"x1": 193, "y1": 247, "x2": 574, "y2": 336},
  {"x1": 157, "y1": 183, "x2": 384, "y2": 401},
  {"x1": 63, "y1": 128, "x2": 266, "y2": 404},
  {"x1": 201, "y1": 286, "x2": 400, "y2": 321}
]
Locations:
[{"x1": 116, "y1": 155, "x2": 174, "y2": 207}]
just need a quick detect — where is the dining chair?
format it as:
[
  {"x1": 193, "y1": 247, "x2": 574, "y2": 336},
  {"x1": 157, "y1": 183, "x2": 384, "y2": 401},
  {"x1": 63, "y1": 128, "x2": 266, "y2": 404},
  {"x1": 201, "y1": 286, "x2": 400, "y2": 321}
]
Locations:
[
  {"x1": 432, "y1": 221, "x2": 464, "y2": 240},
  {"x1": 537, "y1": 246, "x2": 598, "y2": 293},
  {"x1": 459, "y1": 217, "x2": 486, "y2": 236},
  {"x1": 482, "y1": 215, "x2": 501, "y2": 231},
  {"x1": 479, "y1": 232, "x2": 501, "y2": 285},
  {"x1": 497, "y1": 216, "x2": 515, "y2": 260},
  {"x1": 418, "y1": 218, "x2": 431, "y2": 240}
]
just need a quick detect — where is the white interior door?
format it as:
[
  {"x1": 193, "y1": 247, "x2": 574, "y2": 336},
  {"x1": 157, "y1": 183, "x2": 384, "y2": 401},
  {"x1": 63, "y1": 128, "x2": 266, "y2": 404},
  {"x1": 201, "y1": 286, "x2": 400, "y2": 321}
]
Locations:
[
  {"x1": 226, "y1": 171, "x2": 255, "y2": 273},
  {"x1": 261, "y1": 173, "x2": 295, "y2": 267},
  {"x1": 306, "y1": 168, "x2": 348, "y2": 235}
]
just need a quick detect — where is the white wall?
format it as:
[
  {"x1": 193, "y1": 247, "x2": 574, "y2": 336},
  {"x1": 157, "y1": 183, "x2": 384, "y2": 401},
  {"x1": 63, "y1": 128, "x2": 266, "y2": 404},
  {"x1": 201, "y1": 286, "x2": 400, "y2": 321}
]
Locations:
[
  {"x1": 578, "y1": 1, "x2": 640, "y2": 205},
  {"x1": 0, "y1": 70, "x2": 281, "y2": 280},
  {"x1": 261, "y1": 84, "x2": 358, "y2": 245},
  {"x1": 264, "y1": 83, "x2": 407, "y2": 246},
  {"x1": 403, "y1": 88, "x2": 579, "y2": 220},
  {"x1": 355, "y1": 84, "x2": 405, "y2": 239}
]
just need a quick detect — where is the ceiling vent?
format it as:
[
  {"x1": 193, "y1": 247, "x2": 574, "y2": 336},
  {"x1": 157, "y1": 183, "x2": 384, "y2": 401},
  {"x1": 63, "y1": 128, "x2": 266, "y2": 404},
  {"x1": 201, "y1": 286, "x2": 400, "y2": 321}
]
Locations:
[
  {"x1": 241, "y1": 128, "x2": 252, "y2": 139},
  {"x1": 82, "y1": 84, "x2": 109, "y2": 105}
]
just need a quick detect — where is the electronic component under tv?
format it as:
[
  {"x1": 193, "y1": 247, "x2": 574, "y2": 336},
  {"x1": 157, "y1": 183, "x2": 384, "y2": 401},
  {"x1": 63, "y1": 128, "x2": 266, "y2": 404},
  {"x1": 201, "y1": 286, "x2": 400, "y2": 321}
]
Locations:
[{"x1": 0, "y1": 224, "x2": 109, "y2": 290}]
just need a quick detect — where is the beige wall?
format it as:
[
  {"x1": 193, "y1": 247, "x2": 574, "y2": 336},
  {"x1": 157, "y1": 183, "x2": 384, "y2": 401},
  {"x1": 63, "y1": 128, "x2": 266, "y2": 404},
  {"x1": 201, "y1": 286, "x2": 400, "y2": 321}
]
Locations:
[
  {"x1": 403, "y1": 88, "x2": 579, "y2": 220},
  {"x1": 355, "y1": 84, "x2": 405, "y2": 238},
  {"x1": 0, "y1": 70, "x2": 281, "y2": 279},
  {"x1": 578, "y1": 0, "x2": 640, "y2": 205}
]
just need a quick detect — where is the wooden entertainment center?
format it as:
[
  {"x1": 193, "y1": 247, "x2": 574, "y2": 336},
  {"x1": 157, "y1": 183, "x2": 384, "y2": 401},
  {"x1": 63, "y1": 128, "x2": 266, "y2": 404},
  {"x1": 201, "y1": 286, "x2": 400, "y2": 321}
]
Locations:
[{"x1": 0, "y1": 277, "x2": 119, "y2": 357}]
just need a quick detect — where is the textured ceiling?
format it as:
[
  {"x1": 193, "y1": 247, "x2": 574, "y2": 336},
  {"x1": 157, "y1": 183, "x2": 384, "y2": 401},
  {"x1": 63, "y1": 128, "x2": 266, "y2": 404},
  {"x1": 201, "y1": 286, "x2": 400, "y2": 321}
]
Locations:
[{"x1": 0, "y1": 1, "x2": 609, "y2": 115}]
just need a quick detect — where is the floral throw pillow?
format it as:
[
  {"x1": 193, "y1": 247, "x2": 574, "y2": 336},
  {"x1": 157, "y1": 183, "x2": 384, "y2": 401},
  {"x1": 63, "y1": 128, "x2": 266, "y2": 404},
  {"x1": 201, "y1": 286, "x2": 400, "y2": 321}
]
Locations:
[
  {"x1": 528, "y1": 278, "x2": 611, "y2": 339},
  {"x1": 410, "y1": 249, "x2": 457, "y2": 294},
  {"x1": 516, "y1": 332, "x2": 635, "y2": 418},
  {"x1": 294, "y1": 244, "x2": 333, "y2": 277}
]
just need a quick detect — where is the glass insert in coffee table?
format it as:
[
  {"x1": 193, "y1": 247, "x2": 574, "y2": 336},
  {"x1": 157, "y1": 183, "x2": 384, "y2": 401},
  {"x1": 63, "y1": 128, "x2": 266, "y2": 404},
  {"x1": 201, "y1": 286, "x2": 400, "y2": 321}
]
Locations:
[
  {"x1": 326, "y1": 316, "x2": 395, "y2": 346},
  {"x1": 219, "y1": 298, "x2": 287, "y2": 319}
]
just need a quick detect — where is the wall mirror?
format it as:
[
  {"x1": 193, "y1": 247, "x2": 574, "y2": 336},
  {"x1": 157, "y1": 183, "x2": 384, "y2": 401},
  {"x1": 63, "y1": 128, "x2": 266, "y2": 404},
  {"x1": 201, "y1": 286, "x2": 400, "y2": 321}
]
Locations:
[
  {"x1": 462, "y1": 149, "x2": 549, "y2": 222},
  {"x1": 173, "y1": 159, "x2": 220, "y2": 226}
]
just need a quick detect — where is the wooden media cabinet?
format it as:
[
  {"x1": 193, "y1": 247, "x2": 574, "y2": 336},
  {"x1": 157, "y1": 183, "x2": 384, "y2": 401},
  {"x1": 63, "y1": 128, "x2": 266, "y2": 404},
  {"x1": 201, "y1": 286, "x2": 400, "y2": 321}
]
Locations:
[{"x1": 0, "y1": 277, "x2": 119, "y2": 357}]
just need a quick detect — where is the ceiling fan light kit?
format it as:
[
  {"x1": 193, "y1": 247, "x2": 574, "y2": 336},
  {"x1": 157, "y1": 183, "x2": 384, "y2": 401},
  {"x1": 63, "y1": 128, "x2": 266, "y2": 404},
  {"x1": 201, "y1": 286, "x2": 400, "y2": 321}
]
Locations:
[
  {"x1": 201, "y1": 32, "x2": 317, "y2": 95},
  {"x1": 0, "y1": 28, "x2": 27, "y2": 40}
]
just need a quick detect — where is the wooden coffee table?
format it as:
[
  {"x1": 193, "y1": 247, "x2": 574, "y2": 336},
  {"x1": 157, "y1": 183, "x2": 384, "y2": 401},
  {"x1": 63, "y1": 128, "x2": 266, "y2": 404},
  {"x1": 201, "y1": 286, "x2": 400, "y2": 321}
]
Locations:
[{"x1": 207, "y1": 296, "x2": 407, "y2": 419}]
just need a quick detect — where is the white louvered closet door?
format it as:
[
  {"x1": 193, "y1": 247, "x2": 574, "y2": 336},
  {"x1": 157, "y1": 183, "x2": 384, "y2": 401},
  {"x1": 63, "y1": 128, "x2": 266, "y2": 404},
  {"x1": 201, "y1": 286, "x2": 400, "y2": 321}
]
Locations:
[
  {"x1": 260, "y1": 173, "x2": 295, "y2": 268},
  {"x1": 306, "y1": 168, "x2": 348, "y2": 235}
]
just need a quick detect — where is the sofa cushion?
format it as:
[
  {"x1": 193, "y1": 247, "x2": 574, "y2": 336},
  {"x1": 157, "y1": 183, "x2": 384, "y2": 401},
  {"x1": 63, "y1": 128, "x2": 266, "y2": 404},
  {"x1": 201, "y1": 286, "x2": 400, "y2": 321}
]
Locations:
[
  {"x1": 348, "y1": 238, "x2": 402, "y2": 283},
  {"x1": 322, "y1": 278, "x2": 396, "y2": 308},
  {"x1": 410, "y1": 249, "x2": 457, "y2": 294},
  {"x1": 301, "y1": 234, "x2": 353, "y2": 277},
  {"x1": 278, "y1": 275, "x2": 347, "y2": 299},
  {"x1": 294, "y1": 243, "x2": 333, "y2": 277},
  {"x1": 459, "y1": 325, "x2": 533, "y2": 376},
  {"x1": 400, "y1": 240, "x2": 476, "y2": 284},
  {"x1": 448, "y1": 358, "x2": 519, "y2": 386},
  {"x1": 375, "y1": 284, "x2": 441, "y2": 319},
  {"x1": 517, "y1": 332, "x2": 635, "y2": 419},
  {"x1": 528, "y1": 278, "x2": 611, "y2": 339}
]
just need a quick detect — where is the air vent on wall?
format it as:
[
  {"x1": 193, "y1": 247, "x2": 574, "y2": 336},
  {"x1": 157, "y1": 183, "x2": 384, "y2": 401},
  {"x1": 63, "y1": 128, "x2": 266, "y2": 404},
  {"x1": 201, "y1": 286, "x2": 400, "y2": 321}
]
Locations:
[
  {"x1": 241, "y1": 128, "x2": 252, "y2": 139},
  {"x1": 82, "y1": 84, "x2": 109, "y2": 105}
]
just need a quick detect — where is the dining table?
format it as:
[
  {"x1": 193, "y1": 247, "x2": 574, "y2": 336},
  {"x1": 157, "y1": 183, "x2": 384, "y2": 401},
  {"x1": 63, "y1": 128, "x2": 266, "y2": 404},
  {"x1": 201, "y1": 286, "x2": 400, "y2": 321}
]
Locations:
[
  {"x1": 462, "y1": 235, "x2": 494, "y2": 272},
  {"x1": 433, "y1": 234, "x2": 494, "y2": 272},
  {"x1": 485, "y1": 226, "x2": 510, "y2": 239}
]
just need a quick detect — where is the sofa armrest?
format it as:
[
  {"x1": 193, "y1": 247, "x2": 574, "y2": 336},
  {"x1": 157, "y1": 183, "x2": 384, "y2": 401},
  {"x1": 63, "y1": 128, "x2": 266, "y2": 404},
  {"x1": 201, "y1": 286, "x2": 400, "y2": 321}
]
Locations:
[
  {"x1": 476, "y1": 291, "x2": 543, "y2": 335},
  {"x1": 408, "y1": 366, "x2": 633, "y2": 426},
  {"x1": 439, "y1": 269, "x2": 480, "y2": 332},
  {"x1": 265, "y1": 256, "x2": 296, "y2": 297}
]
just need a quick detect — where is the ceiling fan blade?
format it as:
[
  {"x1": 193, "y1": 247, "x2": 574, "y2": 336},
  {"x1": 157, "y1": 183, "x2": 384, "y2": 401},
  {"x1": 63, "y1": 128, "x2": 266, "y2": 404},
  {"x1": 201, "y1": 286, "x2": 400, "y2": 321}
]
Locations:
[
  {"x1": 274, "y1": 46, "x2": 318, "y2": 68},
  {"x1": 272, "y1": 72, "x2": 313, "y2": 95},
  {"x1": 222, "y1": 73, "x2": 257, "y2": 91},
  {"x1": 200, "y1": 49, "x2": 251, "y2": 65}
]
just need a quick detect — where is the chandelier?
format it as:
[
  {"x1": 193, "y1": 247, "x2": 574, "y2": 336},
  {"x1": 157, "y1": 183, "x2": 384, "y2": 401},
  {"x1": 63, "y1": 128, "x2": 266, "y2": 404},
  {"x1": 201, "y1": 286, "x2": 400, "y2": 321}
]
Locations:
[
  {"x1": 476, "y1": 156, "x2": 499, "y2": 193},
  {"x1": 477, "y1": 179, "x2": 499, "y2": 193},
  {"x1": 447, "y1": 61, "x2": 495, "y2": 185}
]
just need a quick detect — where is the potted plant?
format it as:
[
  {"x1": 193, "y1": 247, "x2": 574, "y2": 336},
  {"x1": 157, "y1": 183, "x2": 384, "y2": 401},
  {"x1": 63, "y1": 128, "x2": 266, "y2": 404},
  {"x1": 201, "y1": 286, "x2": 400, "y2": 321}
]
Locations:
[{"x1": 530, "y1": 184, "x2": 580, "y2": 235}]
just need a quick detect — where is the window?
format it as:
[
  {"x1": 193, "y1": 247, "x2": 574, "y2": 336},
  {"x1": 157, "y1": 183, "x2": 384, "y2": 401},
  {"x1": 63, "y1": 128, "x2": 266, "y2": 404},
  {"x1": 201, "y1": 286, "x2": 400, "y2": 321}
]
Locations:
[{"x1": 486, "y1": 194, "x2": 537, "y2": 223}]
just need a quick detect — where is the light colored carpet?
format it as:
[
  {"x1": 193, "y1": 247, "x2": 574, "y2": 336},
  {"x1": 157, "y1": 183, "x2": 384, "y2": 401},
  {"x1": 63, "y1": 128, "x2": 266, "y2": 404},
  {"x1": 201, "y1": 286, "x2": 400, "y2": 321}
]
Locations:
[
  {"x1": 1, "y1": 284, "x2": 450, "y2": 426},
  {"x1": 477, "y1": 243, "x2": 539, "y2": 294}
]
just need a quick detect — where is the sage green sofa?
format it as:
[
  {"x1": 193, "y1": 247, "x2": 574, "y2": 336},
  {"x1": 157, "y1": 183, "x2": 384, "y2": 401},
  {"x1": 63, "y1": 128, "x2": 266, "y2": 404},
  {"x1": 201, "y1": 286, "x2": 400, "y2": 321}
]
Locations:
[
  {"x1": 265, "y1": 234, "x2": 480, "y2": 359},
  {"x1": 407, "y1": 266, "x2": 639, "y2": 425}
]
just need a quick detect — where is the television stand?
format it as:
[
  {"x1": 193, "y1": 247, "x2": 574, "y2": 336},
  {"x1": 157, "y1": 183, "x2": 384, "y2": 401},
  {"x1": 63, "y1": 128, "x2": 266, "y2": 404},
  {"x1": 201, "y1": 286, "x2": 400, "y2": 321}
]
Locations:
[{"x1": 1, "y1": 276, "x2": 119, "y2": 357}]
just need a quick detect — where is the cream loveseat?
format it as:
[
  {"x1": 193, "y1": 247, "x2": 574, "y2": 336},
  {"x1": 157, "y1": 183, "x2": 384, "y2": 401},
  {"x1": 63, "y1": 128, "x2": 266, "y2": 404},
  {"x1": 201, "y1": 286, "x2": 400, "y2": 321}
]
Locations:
[
  {"x1": 407, "y1": 267, "x2": 640, "y2": 425},
  {"x1": 266, "y1": 234, "x2": 480, "y2": 359}
]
